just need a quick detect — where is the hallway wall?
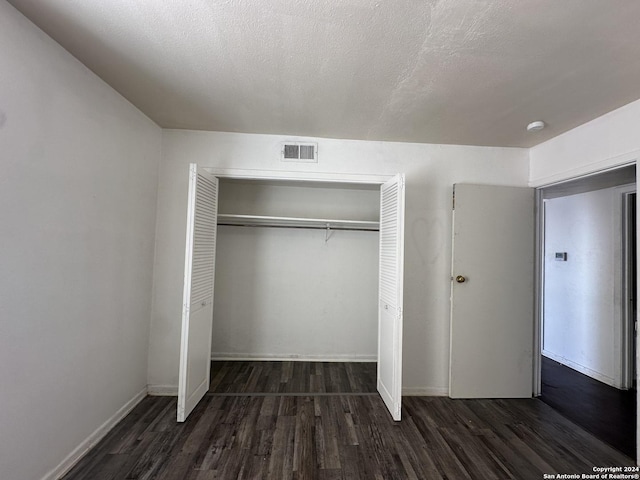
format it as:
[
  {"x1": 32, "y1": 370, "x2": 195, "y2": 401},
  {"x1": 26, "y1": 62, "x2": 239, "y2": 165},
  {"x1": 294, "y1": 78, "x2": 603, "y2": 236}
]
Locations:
[{"x1": 543, "y1": 186, "x2": 629, "y2": 387}]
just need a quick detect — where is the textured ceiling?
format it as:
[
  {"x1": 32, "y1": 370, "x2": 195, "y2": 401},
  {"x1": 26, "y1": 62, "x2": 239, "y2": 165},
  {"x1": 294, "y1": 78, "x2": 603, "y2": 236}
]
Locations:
[{"x1": 8, "y1": 0, "x2": 640, "y2": 147}]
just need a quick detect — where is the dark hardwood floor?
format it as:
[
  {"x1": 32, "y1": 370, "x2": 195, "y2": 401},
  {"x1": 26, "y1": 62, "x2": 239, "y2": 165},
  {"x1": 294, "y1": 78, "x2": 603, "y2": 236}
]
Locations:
[
  {"x1": 209, "y1": 361, "x2": 377, "y2": 394},
  {"x1": 540, "y1": 355, "x2": 637, "y2": 459},
  {"x1": 61, "y1": 361, "x2": 634, "y2": 480}
]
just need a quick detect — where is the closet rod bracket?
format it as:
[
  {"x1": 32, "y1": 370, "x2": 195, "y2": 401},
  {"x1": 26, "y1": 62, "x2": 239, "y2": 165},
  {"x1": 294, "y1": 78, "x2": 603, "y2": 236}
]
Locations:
[{"x1": 325, "y1": 223, "x2": 333, "y2": 242}]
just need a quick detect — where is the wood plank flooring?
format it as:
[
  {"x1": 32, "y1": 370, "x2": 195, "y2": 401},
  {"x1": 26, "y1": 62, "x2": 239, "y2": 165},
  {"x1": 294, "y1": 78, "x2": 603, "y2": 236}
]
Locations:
[
  {"x1": 61, "y1": 362, "x2": 635, "y2": 480},
  {"x1": 209, "y1": 361, "x2": 377, "y2": 394},
  {"x1": 540, "y1": 356, "x2": 636, "y2": 458}
]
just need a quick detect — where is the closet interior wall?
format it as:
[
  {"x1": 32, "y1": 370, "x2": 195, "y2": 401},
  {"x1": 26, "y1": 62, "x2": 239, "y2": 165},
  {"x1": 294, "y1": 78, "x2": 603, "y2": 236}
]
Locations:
[{"x1": 212, "y1": 179, "x2": 381, "y2": 361}]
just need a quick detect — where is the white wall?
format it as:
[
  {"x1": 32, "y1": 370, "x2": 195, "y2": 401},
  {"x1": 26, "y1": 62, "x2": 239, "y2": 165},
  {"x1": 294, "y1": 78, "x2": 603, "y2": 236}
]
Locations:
[
  {"x1": 218, "y1": 180, "x2": 381, "y2": 220},
  {"x1": 530, "y1": 98, "x2": 640, "y2": 186},
  {"x1": 0, "y1": 3, "x2": 161, "y2": 480},
  {"x1": 148, "y1": 130, "x2": 529, "y2": 395},
  {"x1": 543, "y1": 187, "x2": 627, "y2": 387},
  {"x1": 214, "y1": 227, "x2": 379, "y2": 360},
  {"x1": 213, "y1": 181, "x2": 380, "y2": 360}
]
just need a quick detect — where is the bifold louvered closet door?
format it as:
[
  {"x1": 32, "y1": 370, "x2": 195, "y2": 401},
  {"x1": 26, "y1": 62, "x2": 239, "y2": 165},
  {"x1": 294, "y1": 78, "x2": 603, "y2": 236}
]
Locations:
[
  {"x1": 177, "y1": 164, "x2": 219, "y2": 422},
  {"x1": 176, "y1": 167, "x2": 405, "y2": 422},
  {"x1": 377, "y1": 174, "x2": 405, "y2": 421}
]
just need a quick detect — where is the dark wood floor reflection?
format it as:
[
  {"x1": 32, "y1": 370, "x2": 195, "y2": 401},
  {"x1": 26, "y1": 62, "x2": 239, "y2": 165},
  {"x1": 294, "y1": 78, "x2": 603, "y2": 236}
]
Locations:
[
  {"x1": 540, "y1": 356, "x2": 636, "y2": 459},
  {"x1": 209, "y1": 360, "x2": 377, "y2": 394},
  {"x1": 61, "y1": 362, "x2": 634, "y2": 479}
]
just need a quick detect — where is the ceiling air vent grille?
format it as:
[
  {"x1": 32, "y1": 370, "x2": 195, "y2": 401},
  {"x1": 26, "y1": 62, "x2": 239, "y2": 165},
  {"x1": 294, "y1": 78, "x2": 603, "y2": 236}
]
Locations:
[{"x1": 281, "y1": 142, "x2": 318, "y2": 163}]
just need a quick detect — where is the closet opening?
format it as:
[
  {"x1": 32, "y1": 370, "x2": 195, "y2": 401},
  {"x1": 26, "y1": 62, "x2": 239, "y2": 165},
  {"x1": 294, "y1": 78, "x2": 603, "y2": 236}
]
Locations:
[
  {"x1": 177, "y1": 166, "x2": 405, "y2": 423},
  {"x1": 210, "y1": 179, "x2": 381, "y2": 396}
]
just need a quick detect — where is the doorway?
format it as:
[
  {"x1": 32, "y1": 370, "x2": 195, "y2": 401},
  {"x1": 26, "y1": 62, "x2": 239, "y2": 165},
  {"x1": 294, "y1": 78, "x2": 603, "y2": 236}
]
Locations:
[{"x1": 536, "y1": 164, "x2": 637, "y2": 459}]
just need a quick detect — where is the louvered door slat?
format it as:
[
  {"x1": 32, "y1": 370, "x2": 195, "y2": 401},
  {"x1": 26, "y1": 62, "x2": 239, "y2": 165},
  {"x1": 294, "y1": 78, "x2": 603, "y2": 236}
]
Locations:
[
  {"x1": 190, "y1": 173, "x2": 218, "y2": 309},
  {"x1": 379, "y1": 180, "x2": 401, "y2": 307}
]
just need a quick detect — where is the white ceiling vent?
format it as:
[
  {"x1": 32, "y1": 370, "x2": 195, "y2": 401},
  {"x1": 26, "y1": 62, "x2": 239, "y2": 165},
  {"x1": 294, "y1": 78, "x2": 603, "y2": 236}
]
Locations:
[{"x1": 281, "y1": 142, "x2": 318, "y2": 163}]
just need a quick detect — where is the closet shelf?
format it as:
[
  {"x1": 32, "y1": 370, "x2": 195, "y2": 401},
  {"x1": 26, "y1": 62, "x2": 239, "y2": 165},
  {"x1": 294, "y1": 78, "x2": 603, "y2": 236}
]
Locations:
[{"x1": 217, "y1": 214, "x2": 379, "y2": 231}]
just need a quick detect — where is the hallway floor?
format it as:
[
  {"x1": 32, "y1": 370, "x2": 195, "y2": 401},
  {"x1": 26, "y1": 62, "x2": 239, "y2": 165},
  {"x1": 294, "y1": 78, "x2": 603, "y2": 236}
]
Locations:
[{"x1": 541, "y1": 356, "x2": 636, "y2": 458}]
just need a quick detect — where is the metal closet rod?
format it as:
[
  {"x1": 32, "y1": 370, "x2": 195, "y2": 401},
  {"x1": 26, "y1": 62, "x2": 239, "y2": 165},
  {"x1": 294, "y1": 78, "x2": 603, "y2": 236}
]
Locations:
[{"x1": 216, "y1": 222, "x2": 379, "y2": 232}]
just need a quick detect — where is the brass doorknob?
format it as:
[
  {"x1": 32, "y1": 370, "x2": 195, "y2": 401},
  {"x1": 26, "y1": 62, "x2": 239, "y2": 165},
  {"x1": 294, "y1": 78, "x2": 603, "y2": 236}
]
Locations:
[{"x1": 455, "y1": 275, "x2": 466, "y2": 283}]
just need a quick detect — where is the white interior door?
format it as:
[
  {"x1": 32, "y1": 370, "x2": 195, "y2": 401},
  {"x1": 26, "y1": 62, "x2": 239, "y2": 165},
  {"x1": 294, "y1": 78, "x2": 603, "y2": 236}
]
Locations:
[
  {"x1": 177, "y1": 164, "x2": 218, "y2": 422},
  {"x1": 377, "y1": 174, "x2": 405, "y2": 420},
  {"x1": 449, "y1": 184, "x2": 534, "y2": 398}
]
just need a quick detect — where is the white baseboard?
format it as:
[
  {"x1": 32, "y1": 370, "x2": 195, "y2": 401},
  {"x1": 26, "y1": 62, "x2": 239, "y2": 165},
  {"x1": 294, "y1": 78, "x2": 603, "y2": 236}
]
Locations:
[
  {"x1": 402, "y1": 387, "x2": 448, "y2": 396},
  {"x1": 542, "y1": 350, "x2": 619, "y2": 388},
  {"x1": 42, "y1": 387, "x2": 147, "y2": 480},
  {"x1": 210, "y1": 353, "x2": 378, "y2": 362},
  {"x1": 147, "y1": 384, "x2": 178, "y2": 396}
]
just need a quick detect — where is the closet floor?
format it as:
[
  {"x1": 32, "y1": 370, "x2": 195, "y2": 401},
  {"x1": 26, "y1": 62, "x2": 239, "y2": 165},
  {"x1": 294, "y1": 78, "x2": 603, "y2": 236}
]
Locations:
[{"x1": 209, "y1": 360, "x2": 377, "y2": 394}]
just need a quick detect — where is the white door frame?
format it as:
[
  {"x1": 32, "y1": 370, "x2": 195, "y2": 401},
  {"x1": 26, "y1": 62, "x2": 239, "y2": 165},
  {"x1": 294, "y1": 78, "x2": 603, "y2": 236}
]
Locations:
[
  {"x1": 533, "y1": 188, "x2": 545, "y2": 397},
  {"x1": 203, "y1": 167, "x2": 392, "y2": 185},
  {"x1": 621, "y1": 188, "x2": 636, "y2": 390},
  {"x1": 532, "y1": 160, "x2": 638, "y2": 464}
]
